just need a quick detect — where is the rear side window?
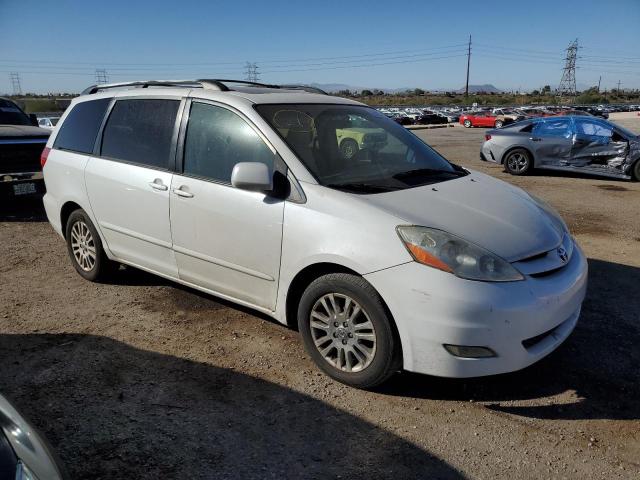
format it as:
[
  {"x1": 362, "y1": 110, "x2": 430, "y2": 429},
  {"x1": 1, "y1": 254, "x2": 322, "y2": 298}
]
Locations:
[
  {"x1": 533, "y1": 119, "x2": 572, "y2": 138},
  {"x1": 101, "y1": 99, "x2": 180, "y2": 169},
  {"x1": 53, "y1": 98, "x2": 111, "y2": 153}
]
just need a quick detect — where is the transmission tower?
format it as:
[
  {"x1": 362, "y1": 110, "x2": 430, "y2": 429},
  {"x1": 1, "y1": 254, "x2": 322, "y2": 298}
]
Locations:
[
  {"x1": 9, "y1": 73, "x2": 22, "y2": 95},
  {"x1": 244, "y1": 62, "x2": 259, "y2": 82},
  {"x1": 557, "y1": 39, "x2": 578, "y2": 102},
  {"x1": 95, "y1": 68, "x2": 109, "y2": 84}
]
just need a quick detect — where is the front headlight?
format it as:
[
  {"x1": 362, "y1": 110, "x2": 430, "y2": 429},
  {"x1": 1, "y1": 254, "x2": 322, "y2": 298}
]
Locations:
[{"x1": 397, "y1": 226, "x2": 524, "y2": 282}]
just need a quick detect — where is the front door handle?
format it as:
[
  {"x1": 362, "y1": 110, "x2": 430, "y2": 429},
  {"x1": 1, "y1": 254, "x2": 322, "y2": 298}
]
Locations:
[
  {"x1": 149, "y1": 180, "x2": 168, "y2": 191},
  {"x1": 173, "y1": 187, "x2": 194, "y2": 198},
  {"x1": 529, "y1": 137, "x2": 543, "y2": 142}
]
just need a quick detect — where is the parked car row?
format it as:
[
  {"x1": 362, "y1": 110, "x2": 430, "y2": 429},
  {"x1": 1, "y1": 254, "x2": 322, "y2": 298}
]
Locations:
[{"x1": 375, "y1": 104, "x2": 640, "y2": 128}]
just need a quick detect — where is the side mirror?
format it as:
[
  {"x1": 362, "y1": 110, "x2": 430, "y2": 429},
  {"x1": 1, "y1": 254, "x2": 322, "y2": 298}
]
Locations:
[
  {"x1": 231, "y1": 162, "x2": 273, "y2": 192},
  {"x1": 29, "y1": 114, "x2": 39, "y2": 127}
]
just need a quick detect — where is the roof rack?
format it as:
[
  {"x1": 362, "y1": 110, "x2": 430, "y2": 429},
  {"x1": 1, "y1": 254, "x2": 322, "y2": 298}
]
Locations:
[
  {"x1": 82, "y1": 79, "x2": 329, "y2": 96},
  {"x1": 279, "y1": 84, "x2": 329, "y2": 95}
]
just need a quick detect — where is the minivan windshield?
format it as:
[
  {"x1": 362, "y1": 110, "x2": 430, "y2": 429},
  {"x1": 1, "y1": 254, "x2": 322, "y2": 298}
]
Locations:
[{"x1": 255, "y1": 104, "x2": 466, "y2": 193}]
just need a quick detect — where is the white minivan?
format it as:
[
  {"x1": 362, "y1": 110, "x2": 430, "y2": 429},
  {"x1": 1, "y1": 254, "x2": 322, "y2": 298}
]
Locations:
[{"x1": 42, "y1": 80, "x2": 588, "y2": 388}]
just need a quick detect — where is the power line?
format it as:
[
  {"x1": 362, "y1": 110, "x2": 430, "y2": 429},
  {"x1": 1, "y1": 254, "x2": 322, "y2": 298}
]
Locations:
[{"x1": 0, "y1": 43, "x2": 470, "y2": 68}]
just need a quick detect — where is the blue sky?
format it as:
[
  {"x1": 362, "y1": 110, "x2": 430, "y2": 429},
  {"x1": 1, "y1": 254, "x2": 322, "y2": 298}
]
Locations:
[{"x1": 1, "y1": 0, "x2": 639, "y2": 94}]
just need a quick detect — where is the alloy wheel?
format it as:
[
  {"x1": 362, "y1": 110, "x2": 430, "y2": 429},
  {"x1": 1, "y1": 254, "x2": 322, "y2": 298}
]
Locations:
[
  {"x1": 507, "y1": 152, "x2": 529, "y2": 173},
  {"x1": 309, "y1": 293, "x2": 377, "y2": 372},
  {"x1": 70, "y1": 220, "x2": 97, "y2": 272}
]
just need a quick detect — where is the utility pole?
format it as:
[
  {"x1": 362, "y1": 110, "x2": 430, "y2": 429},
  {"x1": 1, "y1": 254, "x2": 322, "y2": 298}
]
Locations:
[
  {"x1": 597, "y1": 76, "x2": 601, "y2": 93},
  {"x1": 557, "y1": 39, "x2": 578, "y2": 104},
  {"x1": 244, "y1": 62, "x2": 260, "y2": 83},
  {"x1": 617, "y1": 80, "x2": 622, "y2": 94},
  {"x1": 465, "y1": 35, "x2": 471, "y2": 97},
  {"x1": 95, "y1": 69, "x2": 108, "y2": 84},
  {"x1": 9, "y1": 73, "x2": 22, "y2": 95}
]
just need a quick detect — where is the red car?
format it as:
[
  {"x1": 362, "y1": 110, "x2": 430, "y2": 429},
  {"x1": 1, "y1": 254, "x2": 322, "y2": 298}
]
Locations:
[{"x1": 459, "y1": 111, "x2": 510, "y2": 128}]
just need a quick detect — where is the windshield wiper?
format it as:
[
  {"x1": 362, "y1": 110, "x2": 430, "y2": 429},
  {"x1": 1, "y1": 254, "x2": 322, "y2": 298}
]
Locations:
[
  {"x1": 392, "y1": 168, "x2": 467, "y2": 180},
  {"x1": 325, "y1": 182, "x2": 399, "y2": 194}
]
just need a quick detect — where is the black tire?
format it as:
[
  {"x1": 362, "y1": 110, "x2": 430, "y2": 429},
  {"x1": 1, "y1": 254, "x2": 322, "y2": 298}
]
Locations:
[
  {"x1": 339, "y1": 138, "x2": 359, "y2": 160},
  {"x1": 632, "y1": 159, "x2": 640, "y2": 181},
  {"x1": 504, "y1": 148, "x2": 532, "y2": 176},
  {"x1": 65, "y1": 209, "x2": 115, "y2": 282},
  {"x1": 494, "y1": 120, "x2": 504, "y2": 128},
  {"x1": 463, "y1": 119, "x2": 472, "y2": 128},
  {"x1": 297, "y1": 273, "x2": 401, "y2": 389}
]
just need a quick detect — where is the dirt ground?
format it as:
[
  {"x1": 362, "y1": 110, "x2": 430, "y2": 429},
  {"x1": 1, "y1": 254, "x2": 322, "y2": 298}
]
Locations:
[{"x1": 0, "y1": 115, "x2": 639, "y2": 479}]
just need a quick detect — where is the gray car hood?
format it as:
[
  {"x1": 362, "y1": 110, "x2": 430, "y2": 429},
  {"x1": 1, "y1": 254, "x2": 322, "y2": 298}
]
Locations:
[{"x1": 363, "y1": 171, "x2": 564, "y2": 262}]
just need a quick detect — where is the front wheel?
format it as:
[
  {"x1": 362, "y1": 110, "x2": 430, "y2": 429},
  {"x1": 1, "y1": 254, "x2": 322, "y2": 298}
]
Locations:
[
  {"x1": 463, "y1": 119, "x2": 472, "y2": 128},
  {"x1": 494, "y1": 120, "x2": 504, "y2": 128},
  {"x1": 632, "y1": 160, "x2": 640, "y2": 181},
  {"x1": 297, "y1": 273, "x2": 401, "y2": 389},
  {"x1": 504, "y1": 148, "x2": 532, "y2": 175},
  {"x1": 65, "y1": 209, "x2": 116, "y2": 281}
]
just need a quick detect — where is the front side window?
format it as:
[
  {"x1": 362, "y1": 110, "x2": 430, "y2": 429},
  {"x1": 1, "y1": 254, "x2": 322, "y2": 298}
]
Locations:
[
  {"x1": 101, "y1": 99, "x2": 180, "y2": 168},
  {"x1": 53, "y1": 98, "x2": 111, "y2": 154},
  {"x1": 575, "y1": 119, "x2": 613, "y2": 138},
  {"x1": 183, "y1": 102, "x2": 274, "y2": 183},
  {"x1": 533, "y1": 118, "x2": 572, "y2": 138},
  {"x1": 255, "y1": 104, "x2": 464, "y2": 193}
]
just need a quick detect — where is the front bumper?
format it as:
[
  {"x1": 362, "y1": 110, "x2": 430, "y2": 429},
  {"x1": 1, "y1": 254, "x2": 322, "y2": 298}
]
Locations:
[{"x1": 365, "y1": 242, "x2": 588, "y2": 378}]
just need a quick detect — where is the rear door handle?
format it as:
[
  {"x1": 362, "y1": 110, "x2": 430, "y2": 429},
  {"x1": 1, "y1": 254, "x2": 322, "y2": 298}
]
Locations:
[
  {"x1": 529, "y1": 137, "x2": 543, "y2": 142},
  {"x1": 149, "y1": 180, "x2": 168, "y2": 191},
  {"x1": 173, "y1": 187, "x2": 194, "y2": 198}
]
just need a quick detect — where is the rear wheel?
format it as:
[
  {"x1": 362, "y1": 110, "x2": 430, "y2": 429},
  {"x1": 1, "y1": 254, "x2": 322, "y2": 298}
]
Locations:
[
  {"x1": 297, "y1": 273, "x2": 401, "y2": 389},
  {"x1": 504, "y1": 148, "x2": 532, "y2": 175},
  {"x1": 65, "y1": 209, "x2": 115, "y2": 281},
  {"x1": 463, "y1": 119, "x2": 472, "y2": 128}
]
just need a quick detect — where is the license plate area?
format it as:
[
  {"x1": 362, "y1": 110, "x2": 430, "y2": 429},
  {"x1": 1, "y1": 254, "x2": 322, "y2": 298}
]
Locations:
[{"x1": 13, "y1": 182, "x2": 37, "y2": 196}]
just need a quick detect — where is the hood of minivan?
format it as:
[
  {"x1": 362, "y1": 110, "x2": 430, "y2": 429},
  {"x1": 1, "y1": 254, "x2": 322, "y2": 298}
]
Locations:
[{"x1": 363, "y1": 171, "x2": 564, "y2": 262}]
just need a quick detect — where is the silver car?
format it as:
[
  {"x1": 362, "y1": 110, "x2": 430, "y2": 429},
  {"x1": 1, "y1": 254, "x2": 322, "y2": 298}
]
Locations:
[{"x1": 481, "y1": 116, "x2": 640, "y2": 180}]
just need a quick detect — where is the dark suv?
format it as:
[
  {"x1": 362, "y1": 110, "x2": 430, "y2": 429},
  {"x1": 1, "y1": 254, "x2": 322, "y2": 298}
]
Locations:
[{"x1": 0, "y1": 98, "x2": 50, "y2": 199}]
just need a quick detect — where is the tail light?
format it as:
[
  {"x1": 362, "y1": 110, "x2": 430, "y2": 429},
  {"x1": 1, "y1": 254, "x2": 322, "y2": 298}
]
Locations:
[
  {"x1": 485, "y1": 134, "x2": 492, "y2": 141},
  {"x1": 40, "y1": 147, "x2": 51, "y2": 168}
]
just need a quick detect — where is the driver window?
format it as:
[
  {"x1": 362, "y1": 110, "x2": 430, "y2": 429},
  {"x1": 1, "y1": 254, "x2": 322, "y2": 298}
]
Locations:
[
  {"x1": 183, "y1": 102, "x2": 275, "y2": 183},
  {"x1": 575, "y1": 119, "x2": 612, "y2": 138}
]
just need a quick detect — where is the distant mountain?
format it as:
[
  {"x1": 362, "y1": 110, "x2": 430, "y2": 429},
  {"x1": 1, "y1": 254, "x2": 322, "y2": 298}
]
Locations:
[{"x1": 455, "y1": 84, "x2": 502, "y2": 94}]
